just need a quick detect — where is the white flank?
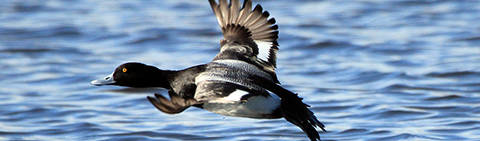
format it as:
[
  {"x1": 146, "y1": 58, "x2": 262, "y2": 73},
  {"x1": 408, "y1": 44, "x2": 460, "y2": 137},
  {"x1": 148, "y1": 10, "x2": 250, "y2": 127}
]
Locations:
[
  {"x1": 244, "y1": 93, "x2": 281, "y2": 114},
  {"x1": 204, "y1": 91, "x2": 282, "y2": 117},
  {"x1": 221, "y1": 89, "x2": 249, "y2": 101}
]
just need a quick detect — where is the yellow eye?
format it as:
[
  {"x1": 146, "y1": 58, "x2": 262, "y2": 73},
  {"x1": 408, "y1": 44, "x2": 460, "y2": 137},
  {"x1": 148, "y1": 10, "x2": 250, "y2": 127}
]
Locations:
[{"x1": 122, "y1": 68, "x2": 127, "y2": 72}]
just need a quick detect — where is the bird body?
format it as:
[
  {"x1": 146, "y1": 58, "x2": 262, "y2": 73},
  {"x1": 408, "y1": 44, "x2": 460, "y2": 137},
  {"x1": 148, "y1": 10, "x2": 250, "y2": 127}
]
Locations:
[{"x1": 92, "y1": 0, "x2": 326, "y2": 140}]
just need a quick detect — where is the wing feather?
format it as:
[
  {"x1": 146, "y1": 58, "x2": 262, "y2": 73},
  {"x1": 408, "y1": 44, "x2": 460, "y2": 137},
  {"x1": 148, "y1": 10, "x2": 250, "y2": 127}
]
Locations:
[{"x1": 208, "y1": 0, "x2": 279, "y2": 72}]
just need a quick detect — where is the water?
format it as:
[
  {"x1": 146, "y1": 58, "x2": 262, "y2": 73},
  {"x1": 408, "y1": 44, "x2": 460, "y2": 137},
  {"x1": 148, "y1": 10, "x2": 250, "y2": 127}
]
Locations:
[{"x1": 1, "y1": 0, "x2": 479, "y2": 140}]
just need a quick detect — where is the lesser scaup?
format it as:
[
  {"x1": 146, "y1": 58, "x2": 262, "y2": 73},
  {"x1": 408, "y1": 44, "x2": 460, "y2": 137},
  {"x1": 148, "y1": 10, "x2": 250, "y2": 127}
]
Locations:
[{"x1": 91, "y1": 0, "x2": 326, "y2": 140}]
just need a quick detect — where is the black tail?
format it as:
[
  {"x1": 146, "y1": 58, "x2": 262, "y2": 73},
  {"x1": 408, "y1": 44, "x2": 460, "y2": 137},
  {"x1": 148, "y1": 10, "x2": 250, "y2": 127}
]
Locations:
[{"x1": 250, "y1": 75, "x2": 326, "y2": 141}]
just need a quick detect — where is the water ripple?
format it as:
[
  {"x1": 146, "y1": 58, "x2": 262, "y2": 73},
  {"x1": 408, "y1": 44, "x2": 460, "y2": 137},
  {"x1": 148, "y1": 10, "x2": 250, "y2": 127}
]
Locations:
[{"x1": 1, "y1": 0, "x2": 480, "y2": 140}]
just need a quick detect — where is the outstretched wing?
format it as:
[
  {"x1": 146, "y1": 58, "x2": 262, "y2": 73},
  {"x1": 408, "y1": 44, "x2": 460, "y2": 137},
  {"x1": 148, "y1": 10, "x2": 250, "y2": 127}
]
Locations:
[{"x1": 209, "y1": 0, "x2": 279, "y2": 73}]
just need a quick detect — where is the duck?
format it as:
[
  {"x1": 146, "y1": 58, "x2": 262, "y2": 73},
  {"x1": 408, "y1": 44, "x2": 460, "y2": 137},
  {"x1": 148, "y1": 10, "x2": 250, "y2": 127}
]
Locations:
[{"x1": 91, "y1": 0, "x2": 326, "y2": 140}]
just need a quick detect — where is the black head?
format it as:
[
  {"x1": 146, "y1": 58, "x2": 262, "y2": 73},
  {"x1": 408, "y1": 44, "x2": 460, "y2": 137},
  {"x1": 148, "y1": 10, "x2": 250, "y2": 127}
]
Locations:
[{"x1": 91, "y1": 62, "x2": 169, "y2": 88}]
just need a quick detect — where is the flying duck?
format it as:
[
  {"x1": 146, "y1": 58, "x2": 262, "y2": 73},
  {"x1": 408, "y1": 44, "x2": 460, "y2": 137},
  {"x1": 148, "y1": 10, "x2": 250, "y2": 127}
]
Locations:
[{"x1": 91, "y1": 0, "x2": 326, "y2": 140}]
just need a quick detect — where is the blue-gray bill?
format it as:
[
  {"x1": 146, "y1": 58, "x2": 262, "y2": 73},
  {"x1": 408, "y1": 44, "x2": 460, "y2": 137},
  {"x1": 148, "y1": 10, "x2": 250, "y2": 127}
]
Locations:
[{"x1": 91, "y1": 73, "x2": 115, "y2": 86}]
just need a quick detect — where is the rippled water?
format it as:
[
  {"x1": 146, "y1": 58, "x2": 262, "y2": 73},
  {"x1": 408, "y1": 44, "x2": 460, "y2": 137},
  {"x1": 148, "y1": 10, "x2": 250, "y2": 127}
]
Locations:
[{"x1": 1, "y1": 0, "x2": 480, "y2": 140}]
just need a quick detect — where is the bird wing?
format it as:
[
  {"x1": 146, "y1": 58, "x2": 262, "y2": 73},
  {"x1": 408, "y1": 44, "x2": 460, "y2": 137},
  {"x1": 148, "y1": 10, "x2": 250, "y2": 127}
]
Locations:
[{"x1": 209, "y1": 0, "x2": 279, "y2": 74}]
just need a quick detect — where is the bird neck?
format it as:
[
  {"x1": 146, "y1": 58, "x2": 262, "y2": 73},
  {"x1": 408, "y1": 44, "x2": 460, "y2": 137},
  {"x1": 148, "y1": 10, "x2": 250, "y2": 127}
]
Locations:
[{"x1": 155, "y1": 69, "x2": 175, "y2": 89}]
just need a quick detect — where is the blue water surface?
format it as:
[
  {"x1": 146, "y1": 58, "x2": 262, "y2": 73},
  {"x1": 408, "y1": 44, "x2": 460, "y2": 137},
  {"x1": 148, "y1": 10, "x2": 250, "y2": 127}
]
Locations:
[{"x1": 1, "y1": 0, "x2": 479, "y2": 140}]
